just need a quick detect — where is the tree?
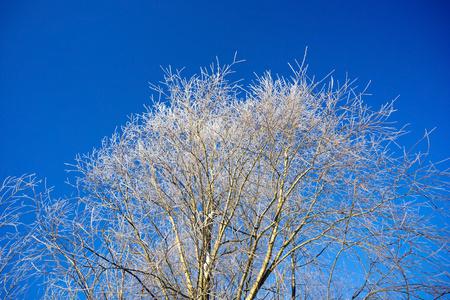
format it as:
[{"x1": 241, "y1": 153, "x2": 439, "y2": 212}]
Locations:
[
  {"x1": 0, "y1": 175, "x2": 41, "y2": 300},
  {"x1": 33, "y1": 58, "x2": 449, "y2": 299}
]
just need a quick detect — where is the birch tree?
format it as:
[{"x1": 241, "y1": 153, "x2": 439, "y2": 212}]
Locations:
[{"x1": 35, "y1": 59, "x2": 450, "y2": 299}]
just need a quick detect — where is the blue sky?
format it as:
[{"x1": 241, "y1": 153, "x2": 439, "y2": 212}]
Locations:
[{"x1": 1, "y1": 0, "x2": 449, "y2": 196}]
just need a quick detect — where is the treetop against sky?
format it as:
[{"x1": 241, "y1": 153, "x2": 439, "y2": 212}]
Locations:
[
  {"x1": 0, "y1": 1, "x2": 449, "y2": 299},
  {"x1": 1, "y1": 58, "x2": 449, "y2": 299}
]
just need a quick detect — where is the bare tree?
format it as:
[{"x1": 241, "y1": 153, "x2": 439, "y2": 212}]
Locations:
[
  {"x1": 0, "y1": 175, "x2": 41, "y2": 300},
  {"x1": 34, "y1": 58, "x2": 449, "y2": 299}
]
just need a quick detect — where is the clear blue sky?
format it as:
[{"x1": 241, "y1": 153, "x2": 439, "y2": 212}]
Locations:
[{"x1": 1, "y1": 0, "x2": 449, "y2": 196}]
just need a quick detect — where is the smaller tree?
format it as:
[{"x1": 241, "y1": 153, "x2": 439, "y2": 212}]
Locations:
[{"x1": 0, "y1": 175, "x2": 41, "y2": 300}]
